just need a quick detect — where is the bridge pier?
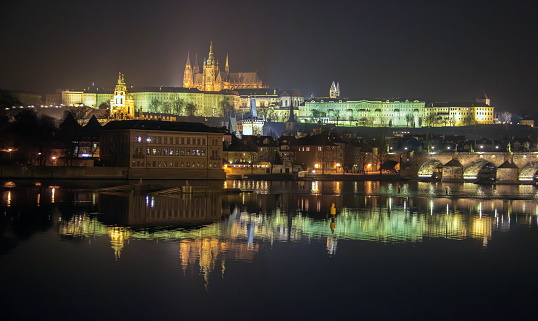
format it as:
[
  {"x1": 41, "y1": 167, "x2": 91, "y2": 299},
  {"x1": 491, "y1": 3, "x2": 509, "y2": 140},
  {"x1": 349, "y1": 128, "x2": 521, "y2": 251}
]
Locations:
[
  {"x1": 441, "y1": 159, "x2": 463, "y2": 182},
  {"x1": 496, "y1": 161, "x2": 519, "y2": 184}
]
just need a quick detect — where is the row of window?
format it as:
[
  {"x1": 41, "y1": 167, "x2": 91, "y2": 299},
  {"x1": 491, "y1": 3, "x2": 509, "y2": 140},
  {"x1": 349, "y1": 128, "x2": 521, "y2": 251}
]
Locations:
[
  {"x1": 297, "y1": 146, "x2": 334, "y2": 152},
  {"x1": 133, "y1": 147, "x2": 208, "y2": 157},
  {"x1": 136, "y1": 136, "x2": 210, "y2": 145},
  {"x1": 131, "y1": 161, "x2": 221, "y2": 168}
]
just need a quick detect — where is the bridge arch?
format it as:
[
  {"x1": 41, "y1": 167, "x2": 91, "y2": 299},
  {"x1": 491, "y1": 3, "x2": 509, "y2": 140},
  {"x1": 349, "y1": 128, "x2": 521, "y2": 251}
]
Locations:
[
  {"x1": 418, "y1": 159, "x2": 442, "y2": 178},
  {"x1": 518, "y1": 162, "x2": 538, "y2": 181},
  {"x1": 463, "y1": 159, "x2": 495, "y2": 180}
]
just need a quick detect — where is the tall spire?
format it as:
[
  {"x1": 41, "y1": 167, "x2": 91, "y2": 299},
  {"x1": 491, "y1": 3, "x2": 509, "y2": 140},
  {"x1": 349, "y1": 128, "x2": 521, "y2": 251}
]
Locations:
[
  {"x1": 207, "y1": 41, "x2": 215, "y2": 65},
  {"x1": 193, "y1": 53, "x2": 199, "y2": 74},
  {"x1": 183, "y1": 53, "x2": 193, "y2": 88},
  {"x1": 225, "y1": 53, "x2": 230, "y2": 74},
  {"x1": 330, "y1": 81, "x2": 337, "y2": 98},
  {"x1": 186, "y1": 52, "x2": 191, "y2": 67}
]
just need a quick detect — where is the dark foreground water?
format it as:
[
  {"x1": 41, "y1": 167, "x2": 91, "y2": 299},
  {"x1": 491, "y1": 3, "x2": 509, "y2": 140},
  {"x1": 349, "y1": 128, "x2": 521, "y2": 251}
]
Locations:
[{"x1": 2, "y1": 180, "x2": 538, "y2": 321}]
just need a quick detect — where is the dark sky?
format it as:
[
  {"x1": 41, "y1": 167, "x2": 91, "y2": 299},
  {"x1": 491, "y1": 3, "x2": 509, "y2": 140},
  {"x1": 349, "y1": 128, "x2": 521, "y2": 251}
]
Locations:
[{"x1": 1, "y1": 0, "x2": 537, "y2": 117}]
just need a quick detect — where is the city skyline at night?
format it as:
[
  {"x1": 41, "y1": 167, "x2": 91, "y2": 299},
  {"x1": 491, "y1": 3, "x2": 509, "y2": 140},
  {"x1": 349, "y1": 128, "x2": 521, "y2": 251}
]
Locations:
[{"x1": 1, "y1": 0, "x2": 537, "y2": 118}]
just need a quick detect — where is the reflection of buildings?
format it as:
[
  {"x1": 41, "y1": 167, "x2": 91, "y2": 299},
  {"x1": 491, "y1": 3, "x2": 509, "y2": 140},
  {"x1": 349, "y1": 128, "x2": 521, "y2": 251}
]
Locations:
[
  {"x1": 98, "y1": 192, "x2": 226, "y2": 226},
  {"x1": 51, "y1": 185, "x2": 538, "y2": 285}
]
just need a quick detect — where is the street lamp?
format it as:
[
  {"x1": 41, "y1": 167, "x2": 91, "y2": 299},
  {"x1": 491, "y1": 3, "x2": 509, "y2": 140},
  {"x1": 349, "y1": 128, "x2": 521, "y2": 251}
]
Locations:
[{"x1": 7, "y1": 148, "x2": 12, "y2": 160}]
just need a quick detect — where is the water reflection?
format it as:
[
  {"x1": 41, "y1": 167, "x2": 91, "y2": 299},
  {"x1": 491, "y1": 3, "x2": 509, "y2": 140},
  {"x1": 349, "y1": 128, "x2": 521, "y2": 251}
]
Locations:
[{"x1": 3, "y1": 181, "x2": 538, "y2": 287}]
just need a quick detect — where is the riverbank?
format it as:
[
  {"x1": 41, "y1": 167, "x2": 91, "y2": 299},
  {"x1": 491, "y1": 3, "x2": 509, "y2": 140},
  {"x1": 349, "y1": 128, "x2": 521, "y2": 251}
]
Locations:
[{"x1": 229, "y1": 173, "x2": 406, "y2": 181}]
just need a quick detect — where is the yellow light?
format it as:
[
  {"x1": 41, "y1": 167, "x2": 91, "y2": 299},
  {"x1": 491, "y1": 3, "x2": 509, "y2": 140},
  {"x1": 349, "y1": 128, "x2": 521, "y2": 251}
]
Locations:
[{"x1": 314, "y1": 163, "x2": 320, "y2": 168}]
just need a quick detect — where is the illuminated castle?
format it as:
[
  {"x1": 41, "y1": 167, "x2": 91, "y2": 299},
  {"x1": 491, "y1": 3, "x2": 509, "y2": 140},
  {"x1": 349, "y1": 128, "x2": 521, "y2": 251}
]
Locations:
[{"x1": 183, "y1": 42, "x2": 266, "y2": 92}]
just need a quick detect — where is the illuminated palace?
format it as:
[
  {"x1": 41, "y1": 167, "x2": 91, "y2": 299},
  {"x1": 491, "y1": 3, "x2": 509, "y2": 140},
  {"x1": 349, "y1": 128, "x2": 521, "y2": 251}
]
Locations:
[
  {"x1": 183, "y1": 42, "x2": 266, "y2": 92},
  {"x1": 298, "y1": 83, "x2": 495, "y2": 127}
]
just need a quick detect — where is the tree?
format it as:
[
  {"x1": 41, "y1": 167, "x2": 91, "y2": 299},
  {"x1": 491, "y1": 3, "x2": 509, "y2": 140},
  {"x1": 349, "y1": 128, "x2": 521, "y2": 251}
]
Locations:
[
  {"x1": 424, "y1": 113, "x2": 438, "y2": 127},
  {"x1": 161, "y1": 101, "x2": 172, "y2": 114},
  {"x1": 463, "y1": 111, "x2": 476, "y2": 126},
  {"x1": 333, "y1": 109, "x2": 341, "y2": 126},
  {"x1": 266, "y1": 106, "x2": 276, "y2": 122},
  {"x1": 498, "y1": 111, "x2": 512, "y2": 123},
  {"x1": 98, "y1": 102, "x2": 109, "y2": 110},
  {"x1": 10, "y1": 110, "x2": 58, "y2": 165},
  {"x1": 64, "y1": 107, "x2": 91, "y2": 123},
  {"x1": 219, "y1": 99, "x2": 234, "y2": 118},
  {"x1": 171, "y1": 97, "x2": 185, "y2": 115},
  {"x1": 405, "y1": 113, "x2": 414, "y2": 127},
  {"x1": 148, "y1": 98, "x2": 161, "y2": 113},
  {"x1": 0, "y1": 90, "x2": 21, "y2": 108},
  {"x1": 185, "y1": 102, "x2": 197, "y2": 116},
  {"x1": 311, "y1": 109, "x2": 321, "y2": 122}
]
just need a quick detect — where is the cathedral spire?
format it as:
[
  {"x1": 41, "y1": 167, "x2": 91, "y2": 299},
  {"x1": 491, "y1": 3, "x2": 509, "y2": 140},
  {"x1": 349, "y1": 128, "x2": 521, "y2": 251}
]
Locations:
[
  {"x1": 207, "y1": 41, "x2": 215, "y2": 65},
  {"x1": 225, "y1": 53, "x2": 230, "y2": 74},
  {"x1": 186, "y1": 52, "x2": 191, "y2": 67},
  {"x1": 193, "y1": 53, "x2": 199, "y2": 74}
]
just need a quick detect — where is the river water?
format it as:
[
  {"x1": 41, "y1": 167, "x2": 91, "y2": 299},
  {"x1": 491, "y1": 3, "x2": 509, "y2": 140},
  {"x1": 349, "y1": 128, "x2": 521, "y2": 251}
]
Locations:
[{"x1": 2, "y1": 180, "x2": 538, "y2": 321}]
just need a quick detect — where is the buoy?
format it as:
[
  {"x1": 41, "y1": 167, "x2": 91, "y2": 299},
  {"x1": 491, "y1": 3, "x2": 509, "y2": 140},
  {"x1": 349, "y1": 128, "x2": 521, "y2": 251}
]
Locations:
[{"x1": 330, "y1": 203, "x2": 336, "y2": 215}]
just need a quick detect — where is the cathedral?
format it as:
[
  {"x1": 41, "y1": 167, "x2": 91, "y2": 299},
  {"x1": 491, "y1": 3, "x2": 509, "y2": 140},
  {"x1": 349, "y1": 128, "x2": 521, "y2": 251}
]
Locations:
[{"x1": 183, "y1": 42, "x2": 266, "y2": 92}]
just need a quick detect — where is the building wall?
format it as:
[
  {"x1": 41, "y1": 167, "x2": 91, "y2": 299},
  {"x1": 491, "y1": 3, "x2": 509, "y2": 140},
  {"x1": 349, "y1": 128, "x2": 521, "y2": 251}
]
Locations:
[
  {"x1": 131, "y1": 91, "x2": 237, "y2": 116},
  {"x1": 100, "y1": 128, "x2": 224, "y2": 179},
  {"x1": 299, "y1": 99, "x2": 425, "y2": 127},
  {"x1": 425, "y1": 106, "x2": 495, "y2": 126}
]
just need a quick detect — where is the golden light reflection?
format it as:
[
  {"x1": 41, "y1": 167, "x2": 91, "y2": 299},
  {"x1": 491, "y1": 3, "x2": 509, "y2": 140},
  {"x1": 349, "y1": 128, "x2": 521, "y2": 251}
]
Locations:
[
  {"x1": 311, "y1": 181, "x2": 320, "y2": 194},
  {"x1": 7, "y1": 190, "x2": 12, "y2": 207},
  {"x1": 108, "y1": 227, "x2": 131, "y2": 260}
]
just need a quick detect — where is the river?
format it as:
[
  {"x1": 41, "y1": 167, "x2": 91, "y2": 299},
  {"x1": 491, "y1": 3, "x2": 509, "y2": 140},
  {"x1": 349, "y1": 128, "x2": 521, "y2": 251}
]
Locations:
[{"x1": 1, "y1": 180, "x2": 538, "y2": 320}]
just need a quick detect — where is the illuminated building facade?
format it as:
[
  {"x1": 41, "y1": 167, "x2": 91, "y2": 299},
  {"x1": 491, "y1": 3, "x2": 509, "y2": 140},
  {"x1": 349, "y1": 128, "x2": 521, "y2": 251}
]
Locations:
[
  {"x1": 183, "y1": 42, "x2": 265, "y2": 91},
  {"x1": 299, "y1": 84, "x2": 495, "y2": 128},
  {"x1": 130, "y1": 87, "x2": 238, "y2": 117},
  {"x1": 424, "y1": 99, "x2": 495, "y2": 127},
  {"x1": 110, "y1": 73, "x2": 135, "y2": 119},
  {"x1": 99, "y1": 120, "x2": 225, "y2": 179},
  {"x1": 300, "y1": 97, "x2": 424, "y2": 127}
]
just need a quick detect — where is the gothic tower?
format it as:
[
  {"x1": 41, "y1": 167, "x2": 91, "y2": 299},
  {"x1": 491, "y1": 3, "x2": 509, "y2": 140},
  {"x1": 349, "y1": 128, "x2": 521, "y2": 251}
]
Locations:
[
  {"x1": 330, "y1": 81, "x2": 340, "y2": 98},
  {"x1": 183, "y1": 52, "x2": 193, "y2": 88},
  {"x1": 203, "y1": 42, "x2": 219, "y2": 91}
]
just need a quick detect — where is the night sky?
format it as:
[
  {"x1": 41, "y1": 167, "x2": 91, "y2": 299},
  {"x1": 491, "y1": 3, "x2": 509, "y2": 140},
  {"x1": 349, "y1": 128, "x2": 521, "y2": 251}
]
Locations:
[{"x1": 1, "y1": 0, "x2": 537, "y2": 117}]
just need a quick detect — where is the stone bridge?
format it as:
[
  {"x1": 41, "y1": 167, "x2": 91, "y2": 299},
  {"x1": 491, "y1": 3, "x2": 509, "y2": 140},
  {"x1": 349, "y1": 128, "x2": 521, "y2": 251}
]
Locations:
[{"x1": 401, "y1": 152, "x2": 538, "y2": 184}]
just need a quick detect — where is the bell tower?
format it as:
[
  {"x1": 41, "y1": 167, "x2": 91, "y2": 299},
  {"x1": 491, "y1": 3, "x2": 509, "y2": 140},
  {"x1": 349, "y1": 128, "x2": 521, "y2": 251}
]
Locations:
[
  {"x1": 330, "y1": 81, "x2": 340, "y2": 98},
  {"x1": 203, "y1": 42, "x2": 219, "y2": 91},
  {"x1": 110, "y1": 72, "x2": 135, "y2": 120}
]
